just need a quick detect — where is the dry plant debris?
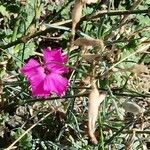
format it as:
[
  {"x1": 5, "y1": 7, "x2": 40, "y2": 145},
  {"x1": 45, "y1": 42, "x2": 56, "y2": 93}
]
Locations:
[
  {"x1": 81, "y1": 0, "x2": 98, "y2": 4},
  {"x1": 71, "y1": 0, "x2": 84, "y2": 39},
  {"x1": 129, "y1": 63, "x2": 149, "y2": 74},
  {"x1": 81, "y1": 53, "x2": 101, "y2": 63},
  {"x1": 74, "y1": 37, "x2": 104, "y2": 49},
  {"x1": 88, "y1": 80, "x2": 107, "y2": 144},
  {"x1": 122, "y1": 101, "x2": 143, "y2": 115}
]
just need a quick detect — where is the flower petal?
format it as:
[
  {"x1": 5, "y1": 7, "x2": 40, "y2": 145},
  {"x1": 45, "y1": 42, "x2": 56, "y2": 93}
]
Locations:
[
  {"x1": 20, "y1": 58, "x2": 45, "y2": 80},
  {"x1": 44, "y1": 73, "x2": 68, "y2": 97},
  {"x1": 43, "y1": 48, "x2": 69, "y2": 74},
  {"x1": 43, "y1": 47, "x2": 63, "y2": 62},
  {"x1": 29, "y1": 76, "x2": 50, "y2": 98},
  {"x1": 21, "y1": 58, "x2": 50, "y2": 98}
]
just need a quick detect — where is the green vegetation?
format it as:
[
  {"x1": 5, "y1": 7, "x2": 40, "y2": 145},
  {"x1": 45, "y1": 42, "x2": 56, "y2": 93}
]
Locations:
[{"x1": 0, "y1": 0, "x2": 150, "y2": 149}]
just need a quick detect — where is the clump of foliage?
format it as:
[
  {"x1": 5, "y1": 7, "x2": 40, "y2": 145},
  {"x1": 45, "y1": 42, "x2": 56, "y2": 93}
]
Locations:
[{"x1": 0, "y1": 0, "x2": 150, "y2": 149}]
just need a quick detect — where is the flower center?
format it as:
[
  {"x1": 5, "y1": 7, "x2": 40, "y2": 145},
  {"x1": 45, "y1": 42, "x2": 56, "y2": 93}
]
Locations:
[{"x1": 44, "y1": 68, "x2": 51, "y2": 75}]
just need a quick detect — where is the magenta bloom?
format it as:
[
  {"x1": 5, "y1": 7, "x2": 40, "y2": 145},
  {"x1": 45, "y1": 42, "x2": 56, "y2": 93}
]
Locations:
[{"x1": 21, "y1": 48, "x2": 69, "y2": 97}]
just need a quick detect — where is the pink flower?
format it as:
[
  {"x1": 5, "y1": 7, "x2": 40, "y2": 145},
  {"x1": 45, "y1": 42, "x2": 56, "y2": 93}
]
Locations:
[{"x1": 21, "y1": 48, "x2": 69, "y2": 98}]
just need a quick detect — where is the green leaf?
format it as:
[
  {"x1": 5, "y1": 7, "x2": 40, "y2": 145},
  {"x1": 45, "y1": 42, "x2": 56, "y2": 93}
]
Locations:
[
  {"x1": 0, "y1": 5, "x2": 9, "y2": 17},
  {"x1": 11, "y1": 128, "x2": 32, "y2": 150},
  {"x1": 6, "y1": 4, "x2": 20, "y2": 13}
]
